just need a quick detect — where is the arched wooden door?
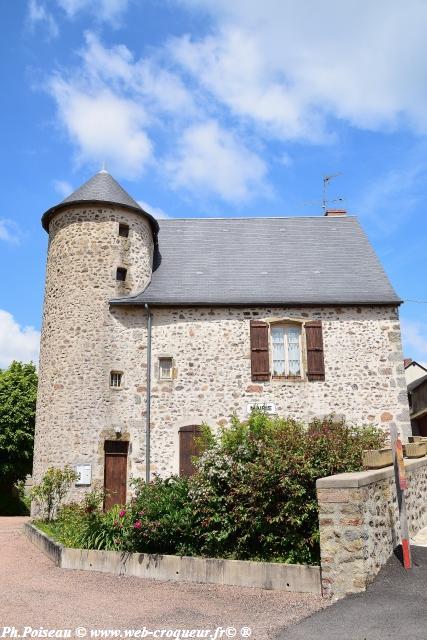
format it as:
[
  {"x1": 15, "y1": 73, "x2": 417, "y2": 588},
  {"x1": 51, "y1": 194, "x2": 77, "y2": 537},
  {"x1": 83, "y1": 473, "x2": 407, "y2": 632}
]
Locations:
[{"x1": 179, "y1": 425, "x2": 202, "y2": 477}]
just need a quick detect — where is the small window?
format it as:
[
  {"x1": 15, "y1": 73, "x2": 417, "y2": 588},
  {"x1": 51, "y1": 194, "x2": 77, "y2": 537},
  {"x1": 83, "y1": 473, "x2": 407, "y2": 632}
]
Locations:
[
  {"x1": 110, "y1": 371, "x2": 123, "y2": 388},
  {"x1": 271, "y1": 325, "x2": 302, "y2": 377},
  {"x1": 159, "y1": 357, "x2": 173, "y2": 380},
  {"x1": 119, "y1": 223, "x2": 129, "y2": 238},
  {"x1": 116, "y1": 267, "x2": 127, "y2": 282}
]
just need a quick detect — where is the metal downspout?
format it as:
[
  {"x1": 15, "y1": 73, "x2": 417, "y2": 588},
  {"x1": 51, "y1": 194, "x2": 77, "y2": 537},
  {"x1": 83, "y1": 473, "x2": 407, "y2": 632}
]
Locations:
[{"x1": 145, "y1": 303, "x2": 152, "y2": 483}]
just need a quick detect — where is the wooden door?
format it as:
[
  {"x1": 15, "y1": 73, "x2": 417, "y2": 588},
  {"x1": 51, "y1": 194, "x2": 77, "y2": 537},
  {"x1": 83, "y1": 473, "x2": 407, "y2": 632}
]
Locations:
[
  {"x1": 104, "y1": 440, "x2": 128, "y2": 510},
  {"x1": 179, "y1": 426, "x2": 202, "y2": 477}
]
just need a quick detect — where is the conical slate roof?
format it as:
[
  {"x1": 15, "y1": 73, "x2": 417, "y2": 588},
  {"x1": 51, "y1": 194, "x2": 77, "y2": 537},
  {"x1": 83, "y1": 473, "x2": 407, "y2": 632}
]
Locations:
[
  {"x1": 61, "y1": 170, "x2": 141, "y2": 209},
  {"x1": 41, "y1": 170, "x2": 159, "y2": 235}
]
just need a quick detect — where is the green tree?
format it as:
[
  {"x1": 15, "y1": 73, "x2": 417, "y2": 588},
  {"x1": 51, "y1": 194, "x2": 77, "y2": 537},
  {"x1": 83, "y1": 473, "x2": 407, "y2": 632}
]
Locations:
[{"x1": 0, "y1": 361, "x2": 38, "y2": 488}]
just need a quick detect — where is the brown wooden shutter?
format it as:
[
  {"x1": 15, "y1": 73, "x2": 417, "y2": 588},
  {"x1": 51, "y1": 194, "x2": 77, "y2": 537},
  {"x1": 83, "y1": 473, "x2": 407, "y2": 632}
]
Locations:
[
  {"x1": 305, "y1": 320, "x2": 325, "y2": 381},
  {"x1": 250, "y1": 320, "x2": 270, "y2": 381},
  {"x1": 179, "y1": 425, "x2": 202, "y2": 477}
]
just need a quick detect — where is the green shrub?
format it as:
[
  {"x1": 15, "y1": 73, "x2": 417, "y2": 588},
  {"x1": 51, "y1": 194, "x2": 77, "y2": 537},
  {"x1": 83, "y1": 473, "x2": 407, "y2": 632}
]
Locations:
[
  {"x1": 31, "y1": 466, "x2": 78, "y2": 521},
  {"x1": 185, "y1": 413, "x2": 386, "y2": 564},
  {"x1": 36, "y1": 414, "x2": 385, "y2": 564}
]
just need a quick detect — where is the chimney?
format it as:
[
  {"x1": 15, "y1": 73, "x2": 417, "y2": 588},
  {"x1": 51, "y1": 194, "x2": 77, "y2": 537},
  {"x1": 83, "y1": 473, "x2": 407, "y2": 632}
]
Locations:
[{"x1": 324, "y1": 209, "x2": 347, "y2": 217}]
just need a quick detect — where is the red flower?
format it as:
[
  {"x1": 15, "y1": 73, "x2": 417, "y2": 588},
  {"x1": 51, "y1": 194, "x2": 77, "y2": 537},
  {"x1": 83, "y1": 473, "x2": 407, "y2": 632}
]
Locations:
[
  {"x1": 119, "y1": 509, "x2": 126, "y2": 517},
  {"x1": 133, "y1": 520, "x2": 142, "y2": 529}
]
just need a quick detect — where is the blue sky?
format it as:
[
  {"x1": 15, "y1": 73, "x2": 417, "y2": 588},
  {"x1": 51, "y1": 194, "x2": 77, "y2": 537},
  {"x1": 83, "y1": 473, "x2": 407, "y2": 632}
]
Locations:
[{"x1": 1, "y1": 0, "x2": 426, "y2": 367}]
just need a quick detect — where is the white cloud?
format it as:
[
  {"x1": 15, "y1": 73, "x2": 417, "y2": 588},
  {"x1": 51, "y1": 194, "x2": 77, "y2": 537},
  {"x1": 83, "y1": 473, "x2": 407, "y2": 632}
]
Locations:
[
  {"x1": 137, "y1": 200, "x2": 170, "y2": 219},
  {"x1": 53, "y1": 179, "x2": 73, "y2": 198},
  {"x1": 80, "y1": 32, "x2": 196, "y2": 116},
  {"x1": 46, "y1": 32, "x2": 197, "y2": 179},
  {"x1": 49, "y1": 77, "x2": 152, "y2": 178},
  {"x1": 27, "y1": 0, "x2": 59, "y2": 39},
  {"x1": 172, "y1": 0, "x2": 427, "y2": 139},
  {"x1": 0, "y1": 310, "x2": 40, "y2": 369},
  {"x1": 165, "y1": 120, "x2": 268, "y2": 202},
  {"x1": 56, "y1": 0, "x2": 129, "y2": 23},
  {"x1": 0, "y1": 220, "x2": 21, "y2": 244},
  {"x1": 358, "y1": 158, "x2": 427, "y2": 234},
  {"x1": 401, "y1": 319, "x2": 427, "y2": 365}
]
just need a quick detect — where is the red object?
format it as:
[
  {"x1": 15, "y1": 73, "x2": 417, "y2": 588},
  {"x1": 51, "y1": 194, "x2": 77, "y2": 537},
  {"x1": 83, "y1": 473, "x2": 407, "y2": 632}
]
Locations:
[{"x1": 402, "y1": 538, "x2": 412, "y2": 569}]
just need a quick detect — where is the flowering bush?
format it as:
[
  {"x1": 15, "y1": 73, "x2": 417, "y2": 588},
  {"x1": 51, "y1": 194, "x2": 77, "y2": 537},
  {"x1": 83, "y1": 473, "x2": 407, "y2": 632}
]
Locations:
[
  {"x1": 186, "y1": 414, "x2": 386, "y2": 563},
  {"x1": 37, "y1": 414, "x2": 385, "y2": 564}
]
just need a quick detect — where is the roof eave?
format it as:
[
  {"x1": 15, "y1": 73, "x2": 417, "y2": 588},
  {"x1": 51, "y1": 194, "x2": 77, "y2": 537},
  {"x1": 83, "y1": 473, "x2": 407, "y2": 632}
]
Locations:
[
  {"x1": 41, "y1": 199, "x2": 160, "y2": 237},
  {"x1": 109, "y1": 298, "x2": 403, "y2": 308}
]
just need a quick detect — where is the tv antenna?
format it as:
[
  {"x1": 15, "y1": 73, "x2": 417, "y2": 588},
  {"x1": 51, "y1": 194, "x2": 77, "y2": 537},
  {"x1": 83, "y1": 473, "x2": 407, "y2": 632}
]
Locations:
[
  {"x1": 300, "y1": 172, "x2": 344, "y2": 213},
  {"x1": 323, "y1": 173, "x2": 342, "y2": 212}
]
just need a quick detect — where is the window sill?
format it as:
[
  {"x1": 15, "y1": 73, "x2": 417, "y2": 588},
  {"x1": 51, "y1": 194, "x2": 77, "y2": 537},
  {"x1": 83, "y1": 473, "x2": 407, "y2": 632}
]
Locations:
[{"x1": 271, "y1": 376, "x2": 304, "y2": 382}]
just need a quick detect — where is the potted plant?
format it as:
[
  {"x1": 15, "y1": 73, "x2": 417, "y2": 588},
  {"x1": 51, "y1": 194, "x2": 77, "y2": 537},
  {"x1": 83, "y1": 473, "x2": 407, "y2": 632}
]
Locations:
[
  {"x1": 362, "y1": 448, "x2": 393, "y2": 469},
  {"x1": 404, "y1": 441, "x2": 427, "y2": 458}
]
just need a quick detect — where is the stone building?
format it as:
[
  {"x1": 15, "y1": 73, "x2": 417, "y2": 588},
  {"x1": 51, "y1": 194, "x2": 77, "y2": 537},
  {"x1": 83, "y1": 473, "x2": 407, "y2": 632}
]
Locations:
[{"x1": 33, "y1": 170, "x2": 411, "y2": 507}]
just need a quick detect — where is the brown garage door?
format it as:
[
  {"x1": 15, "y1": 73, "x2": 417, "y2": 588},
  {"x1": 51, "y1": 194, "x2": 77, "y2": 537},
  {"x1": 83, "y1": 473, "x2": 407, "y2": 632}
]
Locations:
[
  {"x1": 179, "y1": 426, "x2": 202, "y2": 477},
  {"x1": 104, "y1": 440, "x2": 129, "y2": 511}
]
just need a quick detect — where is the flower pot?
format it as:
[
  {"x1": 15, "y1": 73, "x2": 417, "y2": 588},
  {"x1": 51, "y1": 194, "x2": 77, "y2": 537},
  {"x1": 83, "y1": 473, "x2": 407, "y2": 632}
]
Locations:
[
  {"x1": 362, "y1": 448, "x2": 393, "y2": 469},
  {"x1": 404, "y1": 442, "x2": 427, "y2": 458},
  {"x1": 408, "y1": 436, "x2": 427, "y2": 443}
]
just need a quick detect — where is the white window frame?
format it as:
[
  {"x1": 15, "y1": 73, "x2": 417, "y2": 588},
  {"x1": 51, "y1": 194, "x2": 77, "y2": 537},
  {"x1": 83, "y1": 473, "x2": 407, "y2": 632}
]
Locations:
[
  {"x1": 159, "y1": 357, "x2": 173, "y2": 381},
  {"x1": 270, "y1": 324, "x2": 303, "y2": 378}
]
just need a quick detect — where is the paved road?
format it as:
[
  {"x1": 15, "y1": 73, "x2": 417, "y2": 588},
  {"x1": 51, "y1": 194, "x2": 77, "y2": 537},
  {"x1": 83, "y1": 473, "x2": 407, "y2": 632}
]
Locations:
[
  {"x1": 279, "y1": 545, "x2": 427, "y2": 640},
  {"x1": 0, "y1": 518, "x2": 326, "y2": 640}
]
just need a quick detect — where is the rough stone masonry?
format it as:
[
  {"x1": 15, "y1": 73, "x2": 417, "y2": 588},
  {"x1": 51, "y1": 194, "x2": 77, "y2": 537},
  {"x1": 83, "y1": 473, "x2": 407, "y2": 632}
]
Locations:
[{"x1": 32, "y1": 171, "x2": 411, "y2": 503}]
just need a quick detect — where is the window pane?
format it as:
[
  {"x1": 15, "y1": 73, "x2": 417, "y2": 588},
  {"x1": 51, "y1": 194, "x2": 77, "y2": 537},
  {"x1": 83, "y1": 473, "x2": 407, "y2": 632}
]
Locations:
[
  {"x1": 159, "y1": 357, "x2": 172, "y2": 379},
  {"x1": 287, "y1": 327, "x2": 301, "y2": 375},
  {"x1": 271, "y1": 327, "x2": 285, "y2": 376}
]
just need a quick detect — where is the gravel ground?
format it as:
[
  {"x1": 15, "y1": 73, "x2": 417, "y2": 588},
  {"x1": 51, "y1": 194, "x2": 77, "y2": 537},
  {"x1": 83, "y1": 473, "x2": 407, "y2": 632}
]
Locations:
[{"x1": 0, "y1": 517, "x2": 327, "y2": 640}]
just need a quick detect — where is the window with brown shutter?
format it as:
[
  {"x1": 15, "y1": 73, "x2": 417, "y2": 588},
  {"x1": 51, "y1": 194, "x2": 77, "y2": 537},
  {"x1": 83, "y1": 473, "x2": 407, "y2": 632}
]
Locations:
[
  {"x1": 305, "y1": 320, "x2": 325, "y2": 381},
  {"x1": 250, "y1": 320, "x2": 270, "y2": 381}
]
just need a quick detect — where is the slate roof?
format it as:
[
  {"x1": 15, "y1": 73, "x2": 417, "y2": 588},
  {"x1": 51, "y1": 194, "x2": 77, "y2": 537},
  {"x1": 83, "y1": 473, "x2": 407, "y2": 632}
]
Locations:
[
  {"x1": 41, "y1": 171, "x2": 159, "y2": 235},
  {"x1": 408, "y1": 375, "x2": 427, "y2": 394},
  {"x1": 111, "y1": 216, "x2": 401, "y2": 307}
]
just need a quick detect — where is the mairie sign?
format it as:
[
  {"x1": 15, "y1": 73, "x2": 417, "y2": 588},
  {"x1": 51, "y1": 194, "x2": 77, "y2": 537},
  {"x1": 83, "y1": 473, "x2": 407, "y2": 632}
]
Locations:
[{"x1": 246, "y1": 402, "x2": 276, "y2": 415}]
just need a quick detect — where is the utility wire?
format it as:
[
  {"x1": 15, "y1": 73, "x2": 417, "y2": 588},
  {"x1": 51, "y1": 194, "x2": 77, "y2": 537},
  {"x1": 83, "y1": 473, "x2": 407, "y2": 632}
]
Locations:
[{"x1": 403, "y1": 299, "x2": 427, "y2": 304}]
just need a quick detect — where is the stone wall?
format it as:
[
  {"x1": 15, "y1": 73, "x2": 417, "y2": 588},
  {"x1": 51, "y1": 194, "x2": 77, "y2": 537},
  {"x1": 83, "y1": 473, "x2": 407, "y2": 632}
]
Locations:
[
  {"x1": 117, "y1": 304, "x2": 410, "y2": 478},
  {"x1": 33, "y1": 205, "x2": 153, "y2": 498},
  {"x1": 33, "y1": 200, "x2": 411, "y2": 504},
  {"x1": 317, "y1": 456, "x2": 427, "y2": 597}
]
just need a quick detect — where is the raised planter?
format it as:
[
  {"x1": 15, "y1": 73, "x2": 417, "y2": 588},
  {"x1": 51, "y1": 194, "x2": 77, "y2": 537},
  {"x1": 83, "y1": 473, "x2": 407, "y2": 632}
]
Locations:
[
  {"x1": 24, "y1": 523, "x2": 321, "y2": 594},
  {"x1": 362, "y1": 448, "x2": 393, "y2": 469},
  {"x1": 404, "y1": 442, "x2": 427, "y2": 458}
]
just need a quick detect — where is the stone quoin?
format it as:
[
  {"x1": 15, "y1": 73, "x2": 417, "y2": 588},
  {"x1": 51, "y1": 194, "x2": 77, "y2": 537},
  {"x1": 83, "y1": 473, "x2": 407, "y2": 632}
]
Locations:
[{"x1": 32, "y1": 170, "x2": 411, "y2": 505}]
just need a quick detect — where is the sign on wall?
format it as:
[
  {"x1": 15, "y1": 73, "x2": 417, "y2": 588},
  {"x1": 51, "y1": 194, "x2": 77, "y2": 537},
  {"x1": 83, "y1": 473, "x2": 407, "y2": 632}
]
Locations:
[
  {"x1": 246, "y1": 402, "x2": 276, "y2": 415},
  {"x1": 75, "y1": 464, "x2": 92, "y2": 486}
]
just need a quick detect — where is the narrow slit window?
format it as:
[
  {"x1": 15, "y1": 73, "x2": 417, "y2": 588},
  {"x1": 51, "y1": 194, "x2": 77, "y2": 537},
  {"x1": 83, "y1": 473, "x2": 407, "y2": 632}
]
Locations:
[
  {"x1": 159, "y1": 357, "x2": 173, "y2": 380},
  {"x1": 271, "y1": 325, "x2": 302, "y2": 377},
  {"x1": 116, "y1": 267, "x2": 127, "y2": 282},
  {"x1": 119, "y1": 223, "x2": 129, "y2": 238},
  {"x1": 110, "y1": 371, "x2": 123, "y2": 388}
]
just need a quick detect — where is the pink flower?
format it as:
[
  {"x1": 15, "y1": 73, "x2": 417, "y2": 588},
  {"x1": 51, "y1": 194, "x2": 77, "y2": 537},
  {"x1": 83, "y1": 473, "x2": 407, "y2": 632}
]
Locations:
[
  {"x1": 119, "y1": 509, "x2": 126, "y2": 517},
  {"x1": 133, "y1": 520, "x2": 142, "y2": 529},
  {"x1": 139, "y1": 510, "x2": 145, "y2": 515}
]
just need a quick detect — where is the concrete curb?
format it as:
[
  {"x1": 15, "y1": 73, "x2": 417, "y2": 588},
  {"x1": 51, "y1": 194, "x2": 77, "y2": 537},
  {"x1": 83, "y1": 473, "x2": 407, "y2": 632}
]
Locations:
[{"x1": 25, "y1": 523, "x2": 321, "y2": 594}]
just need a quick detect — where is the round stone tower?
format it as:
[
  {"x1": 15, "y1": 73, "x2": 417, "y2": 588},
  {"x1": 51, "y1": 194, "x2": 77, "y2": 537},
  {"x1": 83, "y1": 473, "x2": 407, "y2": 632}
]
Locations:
[{"x1": 32, "y1": 170, "x2": 158, "y2": 500}]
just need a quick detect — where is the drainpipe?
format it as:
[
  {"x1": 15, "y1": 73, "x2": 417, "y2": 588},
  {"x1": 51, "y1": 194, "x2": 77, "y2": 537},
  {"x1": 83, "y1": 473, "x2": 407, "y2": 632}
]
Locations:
[{"x1": 145, "y1": 304, "x2": 152, "y2": 483}]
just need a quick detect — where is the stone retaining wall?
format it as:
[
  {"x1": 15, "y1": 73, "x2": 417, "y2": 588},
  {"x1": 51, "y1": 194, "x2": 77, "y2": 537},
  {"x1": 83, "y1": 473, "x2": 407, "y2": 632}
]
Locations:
[
  {"x1": 317, "y1": 456, "x2": 427, "y2": 597},
  {"x1": 24, "y1": 523, "x2": 321, "y2": 594}
]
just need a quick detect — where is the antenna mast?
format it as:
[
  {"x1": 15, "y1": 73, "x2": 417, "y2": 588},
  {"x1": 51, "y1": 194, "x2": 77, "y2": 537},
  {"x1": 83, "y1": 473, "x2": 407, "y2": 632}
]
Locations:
[{"x1": 323, "y1": 173, "x2": 342, "y2": 212}]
